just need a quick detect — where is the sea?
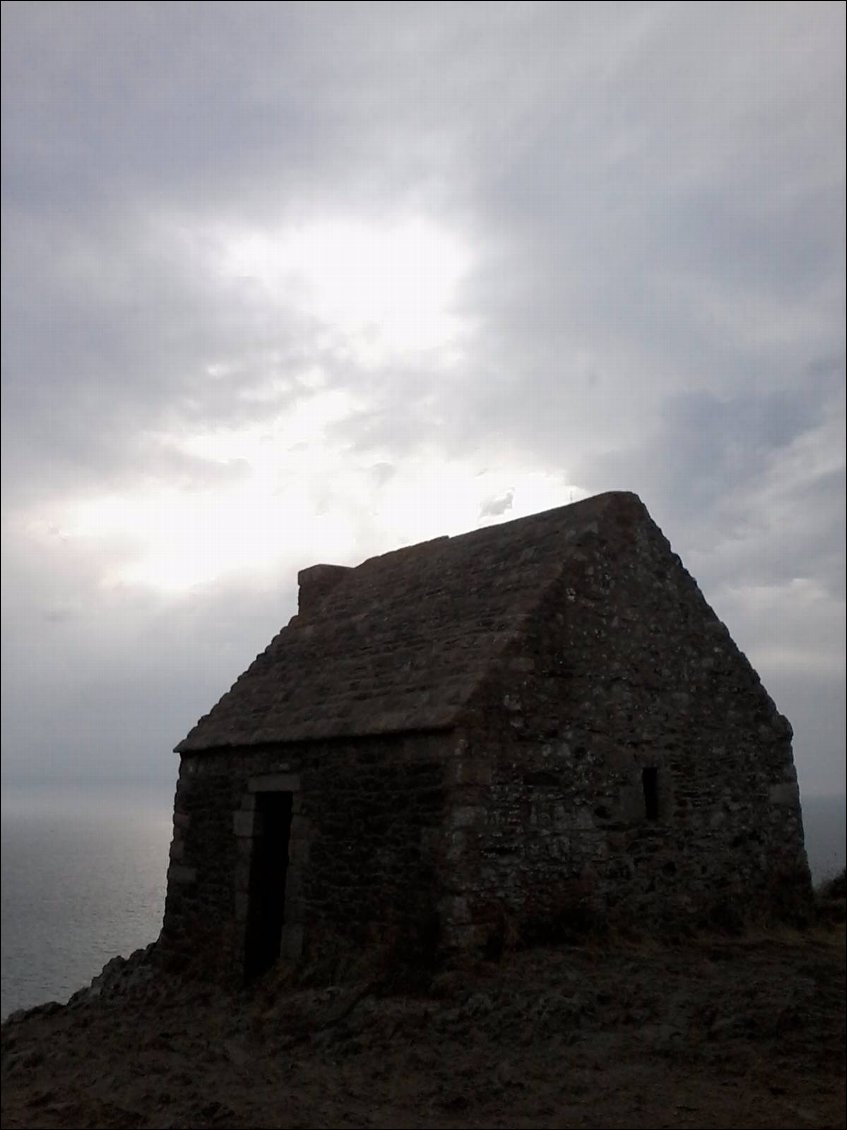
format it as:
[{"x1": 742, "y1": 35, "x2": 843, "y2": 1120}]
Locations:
[{"x1": 1, "y1": 784, "x2": 844, "y2": 1020}]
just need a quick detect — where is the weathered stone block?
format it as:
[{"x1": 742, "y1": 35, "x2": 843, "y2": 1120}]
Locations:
[
  {"x1": 447, "y1": 759, "x2": 493, "y2": 786},
  {"x1": 769, "y1": 782, "x2": 800, "y2": 806},
  {"x1": 248, "y1": 773, "x2": 301, "y2": 793},
  {"x1": 233, "y1": 811, "x2": 255, "y2": 837},
  {"x1": 439, "y1": 895, "x2": 471, "y2": 924},
  {"x1": 450, "y1": 805, "x2": 486, "y2": 828},
  {"x1": 619, "y1": 784, "x2": 644, "y2": 823},
  {"x1": 281, "y1": 923, "x2": 304, "y2": 959},
  {"x1": 168, "y1": 864, "x2": 197, "y2": 885}
]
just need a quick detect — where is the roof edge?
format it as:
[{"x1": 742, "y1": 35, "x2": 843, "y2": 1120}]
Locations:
[{"x1": 174, "y1": 717, "x2": 459, "y2": 754}]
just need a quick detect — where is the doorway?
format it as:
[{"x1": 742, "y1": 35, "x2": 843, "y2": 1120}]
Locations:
[{"x1": 244, "y1": 791, "x2": 293, "y2": 982}]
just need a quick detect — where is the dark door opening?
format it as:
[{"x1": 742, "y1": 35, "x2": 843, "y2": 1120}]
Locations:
[{"x1": 244, "y1": 791, "x2": 293, "y2": 982}]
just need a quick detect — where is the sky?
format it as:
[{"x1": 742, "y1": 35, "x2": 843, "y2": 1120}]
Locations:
[{"x1": 1, "y1": 1, "x2": 844, "y2": 800}]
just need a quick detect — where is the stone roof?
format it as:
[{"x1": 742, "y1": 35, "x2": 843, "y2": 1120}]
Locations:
[{"x1": 176, "y1": 491, "x2": 648, "y2": 752}]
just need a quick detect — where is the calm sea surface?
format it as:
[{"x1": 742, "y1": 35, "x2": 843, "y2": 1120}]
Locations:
[
  {"x1": 1, "y1": 785, "x2": 844, "y2": 1019},
  {"x1": 1, "y1": 785, "x2": 173, "y2": 1018}
]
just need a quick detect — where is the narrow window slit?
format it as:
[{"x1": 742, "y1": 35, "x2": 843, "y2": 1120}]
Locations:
[{"x1": 642, "y1": 767, "x2": 660, "y2": 821}]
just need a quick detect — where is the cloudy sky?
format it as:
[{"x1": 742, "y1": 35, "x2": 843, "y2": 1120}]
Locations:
[{"x1": 2, "y1": 1, "x2": 844, "y2": 800}]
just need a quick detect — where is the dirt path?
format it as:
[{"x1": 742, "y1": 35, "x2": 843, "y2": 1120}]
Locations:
[{"x1": 2, "y1": 926, "x2": 844, "y2": 1129}]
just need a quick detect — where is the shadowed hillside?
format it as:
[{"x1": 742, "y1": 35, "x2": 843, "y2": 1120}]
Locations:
[{"x1": 2, "y1": 918, "x2": 844, "y2": 1130}]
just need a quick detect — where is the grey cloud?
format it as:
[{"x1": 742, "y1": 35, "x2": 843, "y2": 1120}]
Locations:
[
  {"x1": 134, "y1": 443, "x2": 253, "y2": 492},
  {"x1": 1, "y1": 205, "x2": 329, "y2": 506},
  {"x1": 480, "y1": 489, "x2": 514, "y2": 517},
  {"x1": 571, "y1": 359, "x2": 844, "y2": 573},
  {"x1": 2, "y1": 1, "x2": 480, "y2": 219},
  {"x1": 368, "y1": 463, "x2": 397, "y2": 488},
  {"x1": 1, "y1": 533, "x2": 299, "y2": 787},
  {"x1": 5, "y1": 1, "x2": 842, "y2": 492}
]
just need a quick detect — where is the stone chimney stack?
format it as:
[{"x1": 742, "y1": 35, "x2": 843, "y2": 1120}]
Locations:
[{"x1": 297, "y1": 563, "x2": 352, "y2": 615}]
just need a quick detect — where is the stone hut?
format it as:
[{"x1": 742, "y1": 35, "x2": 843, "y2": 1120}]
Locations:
[{"x1": 160, "y1": 491, "x2": 811, "y2": 983}]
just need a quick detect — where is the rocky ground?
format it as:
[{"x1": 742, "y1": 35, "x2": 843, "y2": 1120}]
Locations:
[{"x1": 2, "y1": 915, "x2": 845, "y2": 1130}]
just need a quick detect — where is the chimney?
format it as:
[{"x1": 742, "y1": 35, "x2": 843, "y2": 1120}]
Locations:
[{"x1": 297, "y1": 563, "x2": 352, "y2": 615}]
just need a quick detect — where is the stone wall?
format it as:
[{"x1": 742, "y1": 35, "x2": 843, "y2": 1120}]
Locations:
[
  {"x1": 160, "y1": 733, "x2": 447, "y2": 982},
  {"x1": 439, "y1": 506, "x2": 811, "y2": 948}
]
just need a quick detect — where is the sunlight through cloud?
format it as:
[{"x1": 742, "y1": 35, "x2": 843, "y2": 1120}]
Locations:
[
  {"x1": 24, "y1": 439, "x2": 584, "y2": 596},
  {"x1": 214, "y1": 214, "x2": 471, "y2": 363}
]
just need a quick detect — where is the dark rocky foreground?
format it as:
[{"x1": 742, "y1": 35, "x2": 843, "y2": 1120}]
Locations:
[{"x1": 2, "y1": 919, "x2": 845, "y2": 1130}]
